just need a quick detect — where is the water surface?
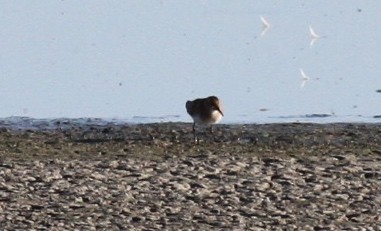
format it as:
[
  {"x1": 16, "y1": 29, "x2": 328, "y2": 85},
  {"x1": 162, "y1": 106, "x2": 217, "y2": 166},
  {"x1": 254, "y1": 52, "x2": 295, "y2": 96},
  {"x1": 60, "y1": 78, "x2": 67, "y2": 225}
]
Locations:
[{"x1": 0, "y1": 1, "x2": 380, "y2": 123}]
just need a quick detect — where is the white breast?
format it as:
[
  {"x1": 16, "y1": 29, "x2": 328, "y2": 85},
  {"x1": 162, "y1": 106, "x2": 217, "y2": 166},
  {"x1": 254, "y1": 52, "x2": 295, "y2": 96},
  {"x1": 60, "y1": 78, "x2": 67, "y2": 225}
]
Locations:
[
  {"x1": 192, "y1": 110, "x2": 223, "y2": 125},
  {"x1": 211, "y1": 110, "x2": 223, "y2": 124}
]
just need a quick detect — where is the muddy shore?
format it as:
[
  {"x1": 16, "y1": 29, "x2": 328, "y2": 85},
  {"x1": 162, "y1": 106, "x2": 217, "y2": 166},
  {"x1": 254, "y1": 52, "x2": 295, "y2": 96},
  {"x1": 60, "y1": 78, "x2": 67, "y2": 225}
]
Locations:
[{"x1": 0, "y1": 122, "x2": 381, "y2": 230}]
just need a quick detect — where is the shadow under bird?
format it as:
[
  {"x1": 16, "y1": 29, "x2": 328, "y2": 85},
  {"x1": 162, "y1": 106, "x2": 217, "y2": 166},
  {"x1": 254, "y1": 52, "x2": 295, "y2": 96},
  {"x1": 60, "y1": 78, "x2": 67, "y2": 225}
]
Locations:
[{"x1": 185, "y1": 96, "x2": 224, "y2": 143}]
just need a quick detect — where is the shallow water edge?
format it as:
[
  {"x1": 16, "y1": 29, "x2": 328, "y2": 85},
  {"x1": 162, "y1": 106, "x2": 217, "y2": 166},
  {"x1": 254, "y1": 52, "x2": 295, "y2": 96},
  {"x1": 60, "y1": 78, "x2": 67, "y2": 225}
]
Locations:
[{"x1": 0, "y1": 118, "x2": 380, "y2": 161}]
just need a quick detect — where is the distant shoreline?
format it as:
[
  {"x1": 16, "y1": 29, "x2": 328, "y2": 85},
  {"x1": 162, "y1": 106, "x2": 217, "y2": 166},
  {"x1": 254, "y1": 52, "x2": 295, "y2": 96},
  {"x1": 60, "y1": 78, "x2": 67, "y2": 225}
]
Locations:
[
  {"x1": 0, "y1": 116, "x2": 380, "y2": 131},
  {"x1": 1, "y1": 121, "x2": 380, "y2": 161}
]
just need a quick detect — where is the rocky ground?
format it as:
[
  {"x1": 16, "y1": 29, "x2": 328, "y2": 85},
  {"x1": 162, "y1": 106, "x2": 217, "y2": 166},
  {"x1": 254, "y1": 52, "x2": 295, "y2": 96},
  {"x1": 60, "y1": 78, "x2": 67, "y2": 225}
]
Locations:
[{"x1": 0, "y1": 121, "x2": 381, "y2": 230}]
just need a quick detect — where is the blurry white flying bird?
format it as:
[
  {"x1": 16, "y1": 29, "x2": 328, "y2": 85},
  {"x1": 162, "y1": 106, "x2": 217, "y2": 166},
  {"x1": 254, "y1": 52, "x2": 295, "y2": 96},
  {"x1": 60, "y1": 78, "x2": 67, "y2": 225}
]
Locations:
[
  {"x1": 309, "y1": 25, "x2": 320, "y2": 46},
  {"x1": 260, "y1": 16, "x2": 270, "y2": 36},
  {"x1": 300, "y1": 68, "x2": 311, "y2": 88}
]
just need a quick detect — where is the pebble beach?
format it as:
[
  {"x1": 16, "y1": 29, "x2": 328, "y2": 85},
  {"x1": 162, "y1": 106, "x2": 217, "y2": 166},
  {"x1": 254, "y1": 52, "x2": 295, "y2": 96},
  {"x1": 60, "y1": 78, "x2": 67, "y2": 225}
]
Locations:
[{"x1": 0, "y1": 121, "x2": 381, "y2": 230}]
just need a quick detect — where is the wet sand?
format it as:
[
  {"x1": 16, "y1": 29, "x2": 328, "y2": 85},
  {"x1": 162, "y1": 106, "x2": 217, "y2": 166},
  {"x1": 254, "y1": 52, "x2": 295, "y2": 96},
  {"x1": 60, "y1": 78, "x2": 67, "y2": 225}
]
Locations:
[{"x1": 0, "y1": 122, "x2": 381, "y2": 230}]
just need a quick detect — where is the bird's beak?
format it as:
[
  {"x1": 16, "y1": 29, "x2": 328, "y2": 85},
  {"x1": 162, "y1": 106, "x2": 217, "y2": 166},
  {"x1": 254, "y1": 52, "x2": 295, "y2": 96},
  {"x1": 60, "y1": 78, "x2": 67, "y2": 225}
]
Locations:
[{"x1": 218, "y1": 108, "x2": 224, "y2": 116}]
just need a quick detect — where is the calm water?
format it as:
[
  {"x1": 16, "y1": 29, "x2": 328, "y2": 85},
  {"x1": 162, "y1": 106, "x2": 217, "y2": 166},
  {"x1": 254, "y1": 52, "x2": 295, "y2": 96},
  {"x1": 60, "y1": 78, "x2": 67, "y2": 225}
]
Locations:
[{"x1": 1, "y1": 1, "x2": 380, "y2": 124}]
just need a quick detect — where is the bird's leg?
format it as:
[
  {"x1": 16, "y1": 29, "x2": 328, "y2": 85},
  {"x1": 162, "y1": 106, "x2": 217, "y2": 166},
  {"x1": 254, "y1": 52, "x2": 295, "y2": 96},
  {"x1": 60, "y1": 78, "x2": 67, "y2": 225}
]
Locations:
[
  {"x1": 210, "y1": 125, "x2": 217, "y2": 142},
  {"x1": 193, "y1": 122, "x2": 198, "y2": 144}
]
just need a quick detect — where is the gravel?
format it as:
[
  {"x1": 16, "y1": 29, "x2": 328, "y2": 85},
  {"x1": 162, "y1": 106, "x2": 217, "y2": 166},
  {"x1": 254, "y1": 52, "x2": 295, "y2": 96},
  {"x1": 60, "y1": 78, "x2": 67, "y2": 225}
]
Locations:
[{"x1": 0, "y1": 122, "x2": 381, "y2": 230}]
